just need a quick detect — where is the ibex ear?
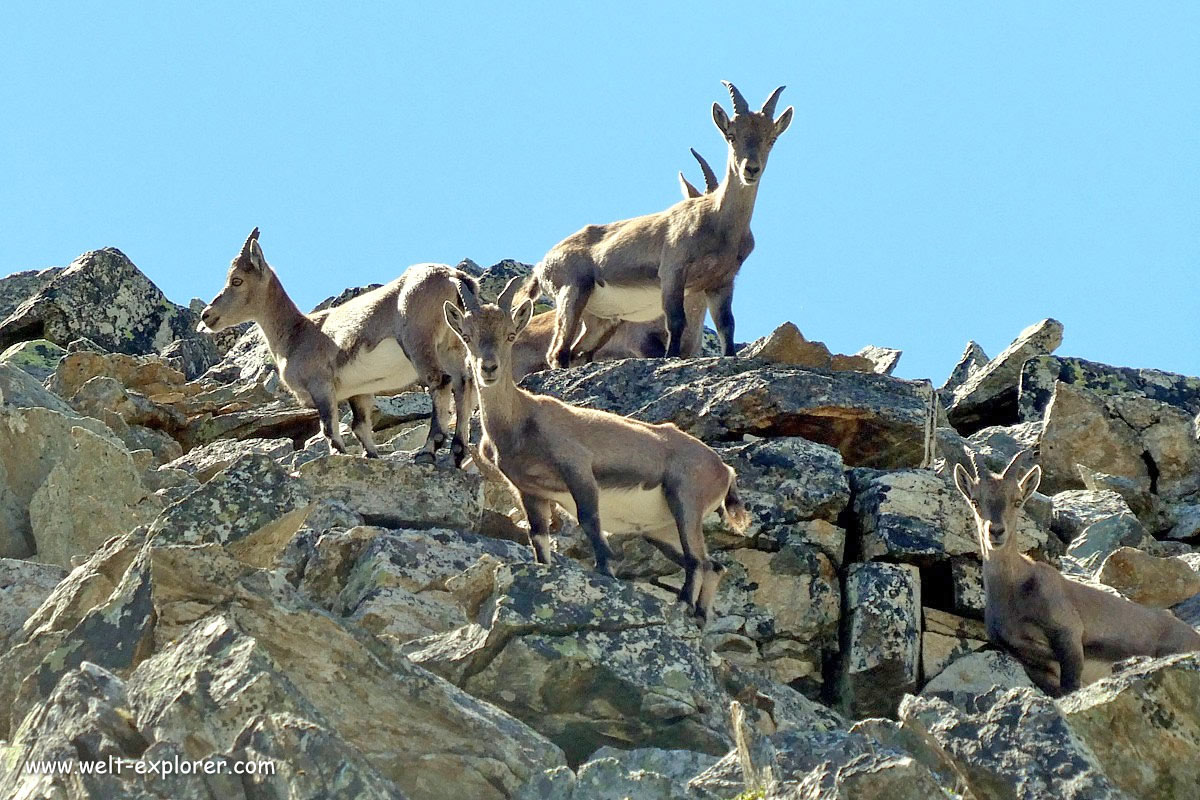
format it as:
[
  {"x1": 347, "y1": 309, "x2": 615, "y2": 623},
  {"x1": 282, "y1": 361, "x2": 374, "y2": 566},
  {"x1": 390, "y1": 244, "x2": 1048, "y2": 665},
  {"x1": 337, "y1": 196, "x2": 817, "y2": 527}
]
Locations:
[
  {"x1": 1017, "y1": 465, "x2": 1042, "y2": 503},
  {"x1": 679, "y1": 173, "x2": 701, "y2": 199},
  {"x1": 443, "y1": 301, "x2": 466, "y2": 340},
  {"x1": 512, "y1": 299, "x2": 534, "y2": 335},
  {"x1": 953, "y1": 462, "x2": 975, "y2": 503},
  {"x1": 244, "y1": 239, "x2": 267, "y2": 273},
  {"x1": 773, "y1": 107, "x2": 794, "y2": 137},
  {"x1": 712, "y1": 103, "x2": 731, "y2": 135}
]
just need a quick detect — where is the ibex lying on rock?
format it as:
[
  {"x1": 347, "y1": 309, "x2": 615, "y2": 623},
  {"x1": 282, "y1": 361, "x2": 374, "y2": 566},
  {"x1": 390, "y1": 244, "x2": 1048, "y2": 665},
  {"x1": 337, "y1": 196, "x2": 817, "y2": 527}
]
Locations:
[
  {"x1": 444, "y1": 277, "x2": 751, "y2": 622},
  {"x1": 955, "y1": 451, "x2": 1200, "y2": 695},
  {"x1": 531, "y1": 81, "x2": 793, "y2": 365},
  {"x1": 510, "y1": 153, "x2": 720, "y2": 378},
  {"x1": 197, "y1": 228, "x2": 477, "y2": 465}
]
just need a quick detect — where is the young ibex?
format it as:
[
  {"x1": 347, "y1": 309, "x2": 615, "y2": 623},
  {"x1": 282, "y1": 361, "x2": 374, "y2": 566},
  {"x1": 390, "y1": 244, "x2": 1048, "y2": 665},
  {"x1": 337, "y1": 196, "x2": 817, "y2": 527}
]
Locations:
[
  {"x1": 954, "y1": 450, "x2": 1200, "y2": 695},
  {"x1": 509, "y1": 152, "x2": 720, "y2": 379},
  {"x1": 532, "y1": 81, "x2": 793, "y2": 365},
  {"x1": 197, "y1": 228, "x2": 477, "y2": 465},
  {"x1": 444, "y1": 277, "x2": 751, "y2": 622}
]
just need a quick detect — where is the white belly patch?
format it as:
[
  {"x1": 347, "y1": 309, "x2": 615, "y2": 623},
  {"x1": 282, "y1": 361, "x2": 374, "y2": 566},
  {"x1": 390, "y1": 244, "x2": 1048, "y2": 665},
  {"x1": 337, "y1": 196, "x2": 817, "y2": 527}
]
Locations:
[
  {"x1": 547, "y1": 486, "x2": 676, "y2": 535},
  {"x1": 336, "y1": 339, "x2": 418, "y2": 399},
  {"x1": 586, "y1": 283, "x2": 664, "y2": 323}
]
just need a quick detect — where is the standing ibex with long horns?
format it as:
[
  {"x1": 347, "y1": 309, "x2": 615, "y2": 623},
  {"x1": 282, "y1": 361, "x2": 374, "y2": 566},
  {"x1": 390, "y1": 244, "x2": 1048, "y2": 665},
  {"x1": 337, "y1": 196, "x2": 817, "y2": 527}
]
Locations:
[
  {"x1": 509, "y1": 149, "x2": 722, "y2": 379},
  {"x1": 445, "y1": 277, "x2": 751, "y2": 624},
  {"x1": 197, "y1": 229, "x2": 477, "y2": 465},
  {"x1": 530, "y1": 81, "x2": 793, "y2": 365}
]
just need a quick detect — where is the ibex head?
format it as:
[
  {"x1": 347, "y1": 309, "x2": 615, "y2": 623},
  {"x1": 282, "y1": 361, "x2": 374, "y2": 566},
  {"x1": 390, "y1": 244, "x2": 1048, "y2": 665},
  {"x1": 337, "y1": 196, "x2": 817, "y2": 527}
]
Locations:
[
  {"x1": 443, "y1": 276, "x2": 534, "y2": 388},
  {"x1": 197, "y1": 227, "x2": 272, "y2": 333},
  {"x1": 954, "y1": 449, "x2": 1042, "y2": 553},
  {"x1": 712, "y1": 81, "x2": 794, "y2": 187}
]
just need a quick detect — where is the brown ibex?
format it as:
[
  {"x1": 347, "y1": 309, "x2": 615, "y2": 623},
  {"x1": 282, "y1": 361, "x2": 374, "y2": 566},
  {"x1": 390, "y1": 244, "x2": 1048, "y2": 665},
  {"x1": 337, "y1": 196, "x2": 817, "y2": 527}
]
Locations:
[
  {"x1": 531, "y1": 81, "x2": 793, "y2": 365},
  {"x1": 444, "y1": 277, "x2": 751, "y2": 623},
  {"x1": 197, "y1": 228, "x2": 477, "y2": 465},
  {"x1": 954, "y1": 450, "x2": 1200, "y2": 695},
  {"x1": 510, "y1": 150, "x2": 720, "y2": 379}
]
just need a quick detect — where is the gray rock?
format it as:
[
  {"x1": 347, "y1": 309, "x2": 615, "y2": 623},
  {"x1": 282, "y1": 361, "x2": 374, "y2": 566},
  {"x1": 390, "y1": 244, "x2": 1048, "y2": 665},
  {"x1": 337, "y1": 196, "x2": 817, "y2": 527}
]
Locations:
[
  {"x1": 898, "y1": 687, "x2": 1125, "y2": 800},
  {"x1": 855, "y1": 345, "x2": 902, "y2": 375},
  {"x1": 408, "y1": 560, "x2": 733, "y2": 764},
  {"x1": 0, "y1": 266, "x2": 63, "y2": 320},
  {"x1": 148, "y1": 453, "x2": 313, "y2": 566},
  {"x1": 298, "y1": 454, "x2": 483, "y2": 531},
  {"x1": 837, "y1": 562, "x2": 921, "y2": 718},
  {"x1": 716, "y1": 436, "x2": 850, "y2": 529},
  {"x1": 164, "y1": 436, "x2": 295, "y2": 483},
  {"x1": 1051, "y1": 489, "x2": 1132, "y2": 543},
  {"x1": 1020, "y1": 354, "x2": 1200, "y2": 422},
  {"x1": 951, "y1": 557, "x2": 986, "y2": 618},
  {"x1": 0, "y1": 248, "x2": 201, "y2": 356},
  {"x1": 0, "y1": 361, "x2": 75, "y2": 413},
  {"x1": 948, "y1": 318, "x2": 1063, "y2": 433},
  {"x1": 522, "y1": 358, "x2": 935, "y2": 469},
  {"x1": 0, "y1": 558, "x2": 66, "y2": 651},
  {"x1": 0, "y1": 406, "x2": 125, "y2": 559},
  {"x1": 1096, "y1": 546, "x2": 1200, "y2": 607},
  {"x1": 28, "y1": 425, "x2": 160, "y2": 568},
  {"x1": 159, "y1": 335, "x2": 221, "y2": 380},
  {"x1": 1166, "y1": 502, "x2": 1200, "y2": 541},
  {"x1": 0, "y1": 339, "x2": 65, "y2": 382},
  {"x1": 1107, "y1": 392, "x2": 1200, "y2": 501},
  {"x1": 146, "y1": 543, "x2": 568, "y2": 799},
  {"x1": 921, "y1": 650, "x2": 1036, "y2": 698},
  {"x1": 1076, "y1": 464, "x2": 1155, "y2": 521},
  {"x1": 850, "y1": 468, "x2": 1049, "y2": 566},
  {"x1": 179, "y1": 399, "x2": 319, "y2": 451},
  {"x1": 1059, "y1": 653, "x2": 1200, "y2": 800},
  {"x1": 964, "y1": 420, "x2": 1042, "y2": 472},
  {"x1": 921, "y1": 607, "x2": 988, "y2": 683},
  {"x1": 1065, "y1": 513, "x2": 1153, "y2": 576},
  {"x1": 939, "y1": 340, "x2": 990, "y2": 401},
  {"x1": 1038, "y1": 381, "x2": 1151, "y2": 496}
]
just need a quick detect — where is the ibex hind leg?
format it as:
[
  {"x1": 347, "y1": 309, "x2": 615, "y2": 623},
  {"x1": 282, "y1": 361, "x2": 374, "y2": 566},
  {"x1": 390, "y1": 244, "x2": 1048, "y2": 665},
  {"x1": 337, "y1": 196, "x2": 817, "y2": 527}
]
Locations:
[
  {"x1": 310, "y1": 387, "x2": 348, "y2": 454},
  {"x1": 664, "y1": 482, "x2": 712, "y2": 620}
]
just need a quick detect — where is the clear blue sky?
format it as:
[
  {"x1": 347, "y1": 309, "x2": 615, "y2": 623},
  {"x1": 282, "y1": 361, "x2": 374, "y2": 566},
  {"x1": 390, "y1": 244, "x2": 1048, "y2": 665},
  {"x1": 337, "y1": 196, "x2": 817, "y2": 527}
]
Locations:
[{"x1": 2, "y1": 3, "x2": 1197, "y2": 383}]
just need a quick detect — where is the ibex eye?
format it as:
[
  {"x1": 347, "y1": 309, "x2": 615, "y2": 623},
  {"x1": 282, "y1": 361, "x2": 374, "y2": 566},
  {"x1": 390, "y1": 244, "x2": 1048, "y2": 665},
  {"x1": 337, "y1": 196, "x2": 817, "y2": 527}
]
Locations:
[
  {"x1": 462, "y1": 336, "x2": 471, "y2": 344},
  {"x1": 231, "y1": 278, "x2": 243, "y2": 287},
  {"x1": 506, "y1": 333, "x2": 515, "y2": 342}
]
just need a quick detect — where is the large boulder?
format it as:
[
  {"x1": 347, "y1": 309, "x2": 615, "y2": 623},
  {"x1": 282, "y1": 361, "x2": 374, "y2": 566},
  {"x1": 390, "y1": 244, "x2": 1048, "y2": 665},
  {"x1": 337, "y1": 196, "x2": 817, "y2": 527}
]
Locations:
[
  {"x1": 0, "y1": 266, "x2": 63, "y2": 320},
  {"x1": 0, "y1": 339, "x2": 66, "y2": 382},
  {"x1": 407, "y1": 560, "x2": 733, "y2": 764},
  {"x1": 921, "y1": 649, "x2": 1036, "y2": 697},
  {"x1": 1037, "y1": 381, "x2": 1150, "y2": 496},
  {"x1": 850, "y1": 468, "x2": 1049, "y2": 566},
  {"x1": 1059, "y1": 653, "x2": 1200, "y2": 799},
  {"x1": 921, "y1": 608, "x2": 988, "y2": 683},
  {"x1": 1019, "y1": 355, "x2": 1200, "y2": 422},
  {"x1": 939, "y1": 340, "x2": 989, "y2": 405},
  {"x1": 0, "y1": 361, "x2": 75, "y2": 413},
  {"x1": 521, "y1": 358, "x2": 935, "y2": 469},
  {"x1": 163, "y1": 436, "x2": 295, "y2": 483},
  {"x1": 0, "y1": 558, "x2": 67, "y2": 650},
  {"x1": 1096, "y1": 547, "x2": 1200, "y2": 607},
  {"x1": 715, "y1": 436, "x2": 850, "y2": 529},
  {"x1": 836, "y1": 562, "x2": 921, "y2": 718},
  {"x1": 28, "y1": 425, "x2": 160, "y2": 568},
  {"x1": 298, "y1": 454, "x2": 483, "y2": 531},
  {"x1": 0, "y1": 248, "x2": 200, "y2": 356},
  {"x1": 948, "y1": 318, "x2": 1063, "y2": 433},
  {"x1": 898, "y1": 688, "x2": 1124, "y2": 800}
]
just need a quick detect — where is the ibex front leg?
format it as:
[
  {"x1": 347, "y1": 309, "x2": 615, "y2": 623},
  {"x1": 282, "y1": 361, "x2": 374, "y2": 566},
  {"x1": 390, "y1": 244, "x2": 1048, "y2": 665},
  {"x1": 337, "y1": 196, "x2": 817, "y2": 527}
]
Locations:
[
  {"x1": 662, "y1": 270, "x2": 690, "y2": 358},
  {"x1": 705, "y1": 283, "x2": 737, "y2": 356}
]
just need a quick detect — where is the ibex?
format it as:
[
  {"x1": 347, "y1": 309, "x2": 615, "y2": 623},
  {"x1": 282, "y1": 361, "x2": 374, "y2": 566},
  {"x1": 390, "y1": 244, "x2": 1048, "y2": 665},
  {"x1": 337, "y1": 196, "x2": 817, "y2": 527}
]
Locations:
[
  {"x1": 510, "y1": 150, "x2": 720, "y2": 379},
  {"x1": 954, "y1": 450, "x2": 1200, "y2": 695},
  {"x1": 444, "y1": 277, "x2": 751, "y2": 623},
  {"x1": 531, "y1": 81, "x2": 793, "y2": 365},
  {"x1": 197, "y1": 228, "x2": 477, "y2": 465}
]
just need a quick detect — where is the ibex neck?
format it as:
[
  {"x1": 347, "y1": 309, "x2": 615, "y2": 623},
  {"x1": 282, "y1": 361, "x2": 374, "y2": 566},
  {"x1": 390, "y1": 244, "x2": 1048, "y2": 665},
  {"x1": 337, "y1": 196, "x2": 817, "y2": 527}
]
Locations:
[
  {"x1": 979, "y1": 533, "x2": 1027, "y2": 587},
  {"x1": 713, "y1": 165, "x2": 761, "y2": 224},
  {"x1": 256, "y1": 273, "x2": 309, "y2": 357},
  {"x1": 476, "y1": 376, "x2": 527, "y2": 434}
]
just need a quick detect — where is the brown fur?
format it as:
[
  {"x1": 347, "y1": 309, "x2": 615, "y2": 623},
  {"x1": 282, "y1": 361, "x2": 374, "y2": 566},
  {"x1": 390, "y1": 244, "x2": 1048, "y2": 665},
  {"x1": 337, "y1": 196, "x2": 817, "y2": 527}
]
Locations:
[
  {"x1": 955, "y1": 450, "x2": 1200, "y2": 695},
  {"x1": 533, "y1": 82, "x2": 793, "y2": 365},
  {"x1": 197, "y1": 228, "x2": 476, "y2": 465},
  {"x1": 444, "y1": 279, "x2": 750, "y2": 623}
]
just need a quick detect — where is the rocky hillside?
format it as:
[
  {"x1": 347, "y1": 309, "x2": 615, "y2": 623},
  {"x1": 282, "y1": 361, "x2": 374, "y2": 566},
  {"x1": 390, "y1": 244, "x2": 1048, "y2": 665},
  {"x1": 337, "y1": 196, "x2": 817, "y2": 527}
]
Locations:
[{"x1": 1, "y1": 249, "x2": 1198, "y2": 800}]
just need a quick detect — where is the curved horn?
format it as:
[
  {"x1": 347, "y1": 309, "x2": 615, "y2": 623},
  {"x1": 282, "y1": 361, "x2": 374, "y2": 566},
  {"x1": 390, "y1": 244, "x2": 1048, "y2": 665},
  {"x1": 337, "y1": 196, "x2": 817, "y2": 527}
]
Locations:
[
  {"x1": 691, "y1": 148, "x2": 719, "y2": 192},
  {"x1": 760, "y1": 86, "x2": 786, "y2": 118},
  {"x1": 1002, "y1": 448, "x2": 1034, "y2": 479},
  {"x1": 240, "y1": 227, "x2": 260, "y2": 258},
  {"x1": 722, "y1": 80, "x2": 750, "y2": 116},
  {"x1": 496, "y1": 275, "x2": 525, "y2": 310},
  {"x1": 456, "y1": 279, "x2": 481, "y2": 312}
]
